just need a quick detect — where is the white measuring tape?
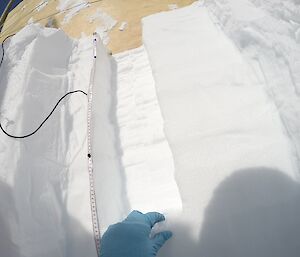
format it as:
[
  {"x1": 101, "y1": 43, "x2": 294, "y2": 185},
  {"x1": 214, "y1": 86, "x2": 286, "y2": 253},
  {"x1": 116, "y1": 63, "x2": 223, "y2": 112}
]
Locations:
[{"x1": 87, "y1": 33, "x2": 101, "y2": 257}]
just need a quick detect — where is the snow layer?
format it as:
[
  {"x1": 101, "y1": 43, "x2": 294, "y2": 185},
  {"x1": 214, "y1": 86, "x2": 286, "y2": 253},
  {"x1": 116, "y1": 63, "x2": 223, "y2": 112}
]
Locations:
[
  {"x1": 2, "y1": 1, "x2": 300, "y2": 256},
  {"x1": 62, "y1": 2, "x2": 90, "y2": 24},
  {"x1": 92, "y1": 44, "x2": 182, "y2": 233},
  {"x1": 89, "y1": 9, "x2": 117, "y2": 45},
  {"x1": 0, "y1": 24, "x2": 96, "y2": 257},
  {"x1": 114, "y1": 47, "x2": 182, "y2": 215},
  {"x1": 143, "y1": 2, "x2": 300, "y2": 257},
  {"x1": 0, "y1": 24, "x2": 181, "y2": 255},
  {"x1": 57, "y1": 0, "x2": 88, "y2": 11}
]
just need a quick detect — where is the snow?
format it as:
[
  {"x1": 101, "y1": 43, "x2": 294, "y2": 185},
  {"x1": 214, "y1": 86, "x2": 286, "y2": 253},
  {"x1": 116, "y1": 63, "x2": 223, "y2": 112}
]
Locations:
[
  {"x1": 88, "y1": 9, "x2": 117, "y2": 25},
  {"x1": 27, "y1": 17, "x2": 34, "y2": 24},
  {"x1": 36, "y1": 1, "x2": 49, "y2": 12},
  {"x1": 0, "y1": 24, "x2": 181, "y2": 255},
  {"x1": 168, "y1": 4, "x2": 178, "y2": 10},
  {"x1": 0, "y1": 24, "x2": 95, "y2": 257},
  {"x1": 118, "y1": 21, "x2": 127, "y2": 31},
  {"x1": 142, "y1": 2, "x2": 300, "y2": 257},
  {"x1": 88, "y1": 38, "x2": 183, "y2": 232},
  {"x1": 57, "y1": 0, "x2": 88, "y2": 11},
  {"x1": 89, "y1": 9, "x2": 117, "y2": 45},
  {"x1": 205, "y1": 0, "x2": 300, "y2": 168},
  {"x1": 112, "y1": 46, "x2": 181, "y2": 222},
  {"x1": 62, "y1": 2, "x2": 90, "y2": 24},
  {"x1": 1, "y1": 1, "x2": 300, "y2": 257}
]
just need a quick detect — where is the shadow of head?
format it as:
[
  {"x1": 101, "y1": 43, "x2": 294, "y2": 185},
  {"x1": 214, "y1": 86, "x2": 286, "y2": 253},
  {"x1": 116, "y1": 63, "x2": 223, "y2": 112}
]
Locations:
[{"x1": 198, "y1": 167, "x2": 300, "y2": 257}]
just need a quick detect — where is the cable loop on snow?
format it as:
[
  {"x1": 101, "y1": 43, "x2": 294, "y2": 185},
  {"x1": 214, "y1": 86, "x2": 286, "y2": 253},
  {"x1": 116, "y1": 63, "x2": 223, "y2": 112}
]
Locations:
[
  {"x1": 0, "y1": 32, "x2": 101, "y2": 257},
  {"x1": 0, "y1": 34, "x2": 88, "y2": 139}
]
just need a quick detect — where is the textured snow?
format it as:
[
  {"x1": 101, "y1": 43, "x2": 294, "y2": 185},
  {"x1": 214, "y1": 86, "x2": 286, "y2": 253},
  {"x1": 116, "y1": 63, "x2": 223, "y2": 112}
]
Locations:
[
  {"x1": 89, "y1": 9, "x2": 117, "y2": 45},
  {"x1": 92, "y1": 44, "x2": 182, "y2": 233},
  {"x1": 1, "y1": 1, "x2": 300, "y2": 256},
  {"x1": 62, "y1": 2, "x2": 90, "y2": 24},
  {"x1": 57, "y1": 0, "x2": 88, "y2": 11},
  {"x1": 143, "y1": 2, "x2": 300, "y2": 257},
  {"x1": 114, "y1": 47, "x2": 182, "y2": 218},
  {"x1": 0, "y1": 24, "x2": 181, "y2": 255},
  {"x1": 205, "y1": 0, "x2": 300, "y2": 168},
  {"x1": 0, "y1": 24, "x2": 96, "y2": 257},
  {"x1": 27, "y1": 17, "x2": 34, "y2": 24}
]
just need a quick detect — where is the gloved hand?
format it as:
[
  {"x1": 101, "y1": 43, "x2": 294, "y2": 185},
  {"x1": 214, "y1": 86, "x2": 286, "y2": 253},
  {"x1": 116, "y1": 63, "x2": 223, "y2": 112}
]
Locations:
[{"x1": 100, "y1": 210, "x2": 172, "y2": 257}]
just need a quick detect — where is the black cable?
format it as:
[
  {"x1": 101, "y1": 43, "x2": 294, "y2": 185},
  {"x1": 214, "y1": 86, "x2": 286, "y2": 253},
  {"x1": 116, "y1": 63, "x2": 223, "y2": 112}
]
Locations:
[
  {"x1": 0, "y1": 34, "x2": 88, "y2": 139},
  {"x1": 1, "y1": 34, "x2": 15, "y2": 67},
  {"x1": 0, "y1": 90, "x2": 87, "y2": 139}
]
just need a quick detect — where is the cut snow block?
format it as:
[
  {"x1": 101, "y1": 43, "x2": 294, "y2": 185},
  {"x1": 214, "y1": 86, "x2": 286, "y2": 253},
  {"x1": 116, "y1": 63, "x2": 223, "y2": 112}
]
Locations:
[
  {"x1": 92, "y1": 40, "x2": 182, "y2": 234},
  {"x1": 113, "y1": 47, "x2": 182, "y2": 216}
]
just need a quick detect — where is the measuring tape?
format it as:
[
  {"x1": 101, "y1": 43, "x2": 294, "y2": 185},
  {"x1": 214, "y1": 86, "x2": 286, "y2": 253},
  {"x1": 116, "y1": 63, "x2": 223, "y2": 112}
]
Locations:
[
  {"x1": 87, "y1": 33, "x2": 101, "y2": 257},
  {"x1": 0, "y1": 32, "x2": 102, "y2": 256}
]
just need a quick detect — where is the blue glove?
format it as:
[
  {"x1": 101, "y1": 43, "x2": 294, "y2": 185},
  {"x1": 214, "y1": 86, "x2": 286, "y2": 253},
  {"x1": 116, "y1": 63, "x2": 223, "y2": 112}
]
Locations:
[{"x1": 100, "y1": 210, "x2": 173, "y2": 257}]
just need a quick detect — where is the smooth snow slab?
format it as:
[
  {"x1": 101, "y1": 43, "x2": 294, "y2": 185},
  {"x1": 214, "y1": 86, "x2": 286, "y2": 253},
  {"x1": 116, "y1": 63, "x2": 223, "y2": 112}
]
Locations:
[
  {"x1": 93, "y1": 44, "x2": 182, "y2": 234},
  {"x1": 205, "y1": 0, "x2": 300, "y2": 169},
  {"x1": 114, "y1": 47, "x2": 182, "y2": 215},
  {"x1": 143, "y1": 2, "x2": 300, "y2": 257}
]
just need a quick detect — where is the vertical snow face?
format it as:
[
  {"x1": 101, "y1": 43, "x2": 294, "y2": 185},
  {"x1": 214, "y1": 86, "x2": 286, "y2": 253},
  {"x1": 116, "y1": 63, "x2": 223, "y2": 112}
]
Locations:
[
  {"x1": 0, "y1": 25, "x2": 95, "y2": 257},
  {"x1": 114, "y1": 47, "x2": 182, "y2": 215},
  {"x1": 91, "y1": 40, "x2": 130, "y2": 233},
  {"x1": 143, "y1": 3, "x2": 300, "y2": 257},
  {"x1": 92, "y1": 44, "x2": 182, "y2": 233}
]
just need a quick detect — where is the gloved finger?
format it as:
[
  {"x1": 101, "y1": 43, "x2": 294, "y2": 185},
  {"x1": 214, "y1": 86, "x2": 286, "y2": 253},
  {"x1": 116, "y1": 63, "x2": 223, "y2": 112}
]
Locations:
[
  {"x1": 151, "y1": 231, "x2": 173, "y2": 252},
  {"x1": 144, "y1": 212, "x2": 165, "y2": 228},
  {"x1": 124, "y1": 210, "x2": 145, "y2": 223}
]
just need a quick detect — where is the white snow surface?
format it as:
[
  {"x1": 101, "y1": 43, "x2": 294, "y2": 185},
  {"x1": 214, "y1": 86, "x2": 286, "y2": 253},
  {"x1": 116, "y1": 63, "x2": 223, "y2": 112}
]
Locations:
[
  {"x1": 57, "y1": 0, "x2": 88, "y2": 11},
  {"x1": 89, "y1": 9, "x2": 118, "y2": 45},
  {"x1": 143, "y1": 2, "x2": 300, "y2": 257},
  {"x1": 2, "y1": 0, "x2": 300, "y2": 256},
  {"x1": 0, "y1": 24, "x2": 181, "y2": 255},
  {"x1": 62, "y1": 2, "x2": 90, "y2": 24},
  {"x1": 94, "y1": 46, "x2": 182, "y2": 232},
  {"x1": 0, "y1": 24, "x2": 96, "y2": 257}
]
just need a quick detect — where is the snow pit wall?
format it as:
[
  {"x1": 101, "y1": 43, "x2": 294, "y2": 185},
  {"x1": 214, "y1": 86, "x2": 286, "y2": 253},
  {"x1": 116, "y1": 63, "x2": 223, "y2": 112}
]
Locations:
[
  {"x1": 91, "y1": 40, "x2": 130, "y2": 234},
  {"x1": 0, "y1": 25, "x2": 96, "y2": 257},
  {"x1": 92, "y1": 40, "x2": 183, "y2": 235}
]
